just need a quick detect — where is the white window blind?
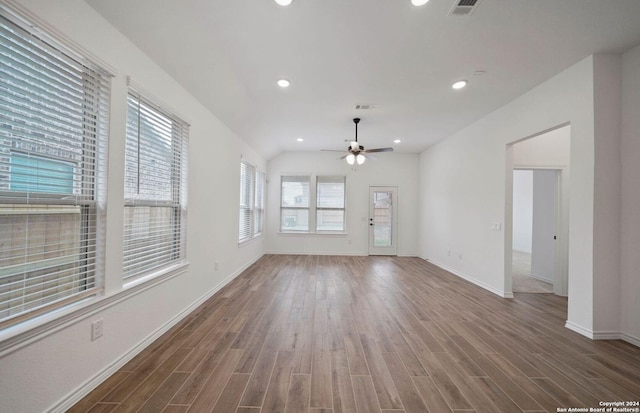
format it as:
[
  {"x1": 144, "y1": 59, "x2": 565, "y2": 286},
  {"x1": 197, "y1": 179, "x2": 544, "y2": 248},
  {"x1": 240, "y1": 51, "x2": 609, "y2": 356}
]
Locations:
[
  {"x1": 280, "y1": 176, "x2": 310, "y2": 231},
  {"x1": 0, "y1": 9, "x2": 110, "y2": 325},
  {"x1": 239, "y1": 162, "x2": 265, "y2": 243},
  {"x1": 254, "y1": 170, "x2": 265, "y2": 236},
  {"x1": 124, "y1": 92, "x2": 188, "y2": 279},
  {"x1": 239, "y1": 161, "x2": 255, "y2": 242},
  {"x1": 316, "y1": 176, "x2": 346, "y2": 232}
]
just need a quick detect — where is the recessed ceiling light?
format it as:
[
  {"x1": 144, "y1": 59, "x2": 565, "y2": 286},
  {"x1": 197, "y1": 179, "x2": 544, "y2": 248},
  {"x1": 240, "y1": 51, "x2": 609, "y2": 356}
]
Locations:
[
  {"x1": 274, "y1": 0, "x2": 293, "y2": 6},
  {"x1": 411, "y1": 0, "x2": 430, "y2": 6},
  {"x1": 452, "y1": 80, "x2": 467, "y2": 90},
  {"x1": 394, "y1": 139, "x2": 402, "y2": 144},
  {"x1": 277, "y1": 79, "x2": 290, "y2": 88},
  {"x1": 297, "y1": 137, "x2": 304, "y2": 142}
]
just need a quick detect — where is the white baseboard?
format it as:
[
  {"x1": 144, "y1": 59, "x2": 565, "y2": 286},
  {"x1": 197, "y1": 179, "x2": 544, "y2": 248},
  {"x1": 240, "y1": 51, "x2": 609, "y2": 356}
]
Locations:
[
  {"x1": 530, "y1": 272, "x2": 554, "y2": 284},
  {"x1": 593, "y1": 331, "x2": 640, "y2": 347},
  {"x1": 621, "y1": 332, "x2": 640, "y2": 347},
  {"x1": 564, "y1": 322, "x2": 640, "y2": 348},
  {"x1": 512, "y1": 248, "x2": 532, "y2": 254},
  {"x1": 423, "y1": 257, "x2": 513, "y2": 299},
  {"x1": 50, "y1": 253, "x2": 264, "y2": 413},
  {"x1": 565, "y1": 320, "x2": 594, "y2": 339},
  {"x1": 266, "y1": 251, "x2": 418, "y2": 258},
  {"x1": 592, "y1": 330, "x2": 622, "y2": 340},
  {"x1": 50, "y1": 303, "x2": 201, "y2": 412},
  {"x1": 267, "y1": 250, "x2": 367, "y2": 256}
]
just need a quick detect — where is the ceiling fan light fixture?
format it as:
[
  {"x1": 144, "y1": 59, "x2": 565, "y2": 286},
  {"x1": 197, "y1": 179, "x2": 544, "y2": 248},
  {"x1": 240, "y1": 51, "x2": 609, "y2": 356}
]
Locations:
[
  {"x1": 394, "y1": 139, "x2": 402, "y2": 144},
  {"x1": 323, "y1": 117, "x2": 393, "y2": 165},
  {"x1": 411, "y1": 0, "x2": 430, "y2": 6},
  {"x1": 274, "y1": 0, "x2": 293, "y2": 6}
]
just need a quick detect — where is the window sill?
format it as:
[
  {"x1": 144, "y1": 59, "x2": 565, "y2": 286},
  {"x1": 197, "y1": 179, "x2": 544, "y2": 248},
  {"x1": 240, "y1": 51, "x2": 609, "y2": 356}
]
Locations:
[
  {"x1": 238, "y1": 233, "x2": 263, "y2": 247},
  {"x1": 0, "y1": 261, "x2": 189, "y2": 357},
  {"x1": 123, "y1": 261, "x2": 190, "y2": 290},
  {"x1": 278, "y1": 231, "x2": 348, "y2": 236}
]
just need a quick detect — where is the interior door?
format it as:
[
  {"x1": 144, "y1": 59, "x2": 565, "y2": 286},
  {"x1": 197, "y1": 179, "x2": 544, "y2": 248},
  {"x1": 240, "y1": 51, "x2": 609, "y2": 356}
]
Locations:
[
  {"x1": 369, "y1": 186, "x2": 398, "y2": 256},
  {"x1": 531, "y1": 170, "x2": 558, "y2": 285}
]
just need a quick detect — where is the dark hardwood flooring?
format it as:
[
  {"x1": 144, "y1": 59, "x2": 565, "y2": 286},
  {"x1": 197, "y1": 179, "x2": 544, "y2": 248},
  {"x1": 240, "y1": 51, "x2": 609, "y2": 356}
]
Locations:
[{"x1": 70, "y1": 255, "x2": 640, "y2": 413}]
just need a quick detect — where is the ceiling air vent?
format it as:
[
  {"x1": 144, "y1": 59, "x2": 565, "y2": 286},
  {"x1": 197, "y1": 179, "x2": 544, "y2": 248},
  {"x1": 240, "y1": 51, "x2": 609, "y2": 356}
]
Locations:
[
  {"x1": 355, "y1": 104, "x2": 377, "y2": 110},
  {"x1": 448, "y1": 0, "x2": 482, "y2": 16}
]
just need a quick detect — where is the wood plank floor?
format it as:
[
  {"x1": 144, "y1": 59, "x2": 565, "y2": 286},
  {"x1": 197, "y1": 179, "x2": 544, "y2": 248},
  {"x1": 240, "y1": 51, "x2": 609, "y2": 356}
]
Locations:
[{"x1": 70, "y1": 255, "x2": 640, "y2": 413}]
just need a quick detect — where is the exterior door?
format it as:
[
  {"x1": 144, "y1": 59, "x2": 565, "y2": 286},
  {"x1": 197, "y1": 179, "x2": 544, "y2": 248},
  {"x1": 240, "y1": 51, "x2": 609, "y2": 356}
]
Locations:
[{"x1": 369, "y1": 186, "x2": 398, "y2": 256}]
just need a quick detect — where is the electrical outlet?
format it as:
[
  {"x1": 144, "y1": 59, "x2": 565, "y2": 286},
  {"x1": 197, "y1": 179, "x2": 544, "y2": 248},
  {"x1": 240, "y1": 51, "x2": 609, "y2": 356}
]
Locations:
[{"x1": 91, "y1": 319, "x2": 103, "y2": 341}]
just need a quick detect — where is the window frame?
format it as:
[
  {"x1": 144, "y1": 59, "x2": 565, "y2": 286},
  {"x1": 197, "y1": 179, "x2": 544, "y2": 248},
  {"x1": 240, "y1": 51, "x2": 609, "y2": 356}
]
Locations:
[
  {"x1": 279, "y1": 175, "x2": 346, "y2": 234},
  {"x1": 280, "y1": 175, "x2": 311, "y2": 232},
  {"x1": 122, "y1": 88, "x2": 189, "y2": 281},
  {"x1": 0, "y1": 6, "x2": 111, "y2": 327},
  {"x1": 254, "y1": 169, "x2": 266, "y2": 237},
  {"x1": 238, "y1": 160, "x2": 265, "y2": 244},
  {"x1": 239, "y1": 160, "x2": 255, "y2": 243},
  {"x1": 316, "y1": 175, "x2": 347, "y2": 233}
]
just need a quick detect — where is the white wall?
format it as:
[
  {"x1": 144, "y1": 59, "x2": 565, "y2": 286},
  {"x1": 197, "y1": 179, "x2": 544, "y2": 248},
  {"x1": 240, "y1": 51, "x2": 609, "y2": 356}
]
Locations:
[
  {"x1": 513, "y1": 126, "x2": 571, "y2": 168},
  {"x1": 266, "y1": 152, "x2": 419, "y2": 257},
  {"x1": 621, "y1": 44, "x2": 640, "y2": 346},
  {"x1": 418, "y1": 54, "x2": 621, "y2": 336},
  {"x1": 531, "y1": 170, "x2": 557, "y2": 283},
  {"x1": 592, "y1": 54, "x2": 622, "y2": 338},
  {"x1": 512, "y1": 170, "x2": 533, "y2": 253},
  {"x1": 0, "y1": 1, "x2": 266, "y2": 412}
]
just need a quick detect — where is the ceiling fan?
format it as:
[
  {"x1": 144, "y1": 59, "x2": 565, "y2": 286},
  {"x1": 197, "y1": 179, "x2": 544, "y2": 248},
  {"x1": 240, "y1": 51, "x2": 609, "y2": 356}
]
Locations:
[{"x1": 323, "y1": 118, "x2": 393, "y2": 165}]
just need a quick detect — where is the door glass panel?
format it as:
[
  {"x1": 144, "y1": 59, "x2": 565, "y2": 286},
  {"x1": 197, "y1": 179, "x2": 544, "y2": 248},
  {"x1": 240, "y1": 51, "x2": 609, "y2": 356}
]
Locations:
[{"x1": 373, "y1": 191, "x2": 392, "y2": 247}]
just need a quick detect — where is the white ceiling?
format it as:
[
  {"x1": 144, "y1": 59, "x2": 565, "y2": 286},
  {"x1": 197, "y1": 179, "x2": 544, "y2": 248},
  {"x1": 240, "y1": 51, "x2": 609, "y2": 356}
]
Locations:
[{"x1": 85, "y1": 0, "x2": 640, "y2": 159}]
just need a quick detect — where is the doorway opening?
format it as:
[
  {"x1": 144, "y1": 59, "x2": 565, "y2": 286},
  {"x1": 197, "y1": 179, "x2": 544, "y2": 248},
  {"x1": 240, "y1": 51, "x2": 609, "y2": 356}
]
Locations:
[
  {"x1": 512, "y1": 169, "x2": 559, "y2": 293},
  {"x1": 506, "y1": 124, "x2": 570, "y2": 297}
]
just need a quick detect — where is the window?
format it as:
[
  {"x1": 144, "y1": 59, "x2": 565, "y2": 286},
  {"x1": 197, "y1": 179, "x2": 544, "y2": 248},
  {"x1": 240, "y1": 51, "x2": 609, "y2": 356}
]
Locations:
[
  {"x1": 254, "y1": 170, "x2": 265, "y2": 237},
  {"x1": 124, "y1": 91, "x2": 188, "y2": 280},
  {"x1": 280, "y1": 176, "x2": 310, "y2": 231},
  {"x1": 0, "y1": 9, "x2": 111, "y2": 325},
  {"x1": 316, "y1": 176, "x2": 346, "y2": 232},
  {"x1": 239, "y1": 161, "x2": 265, "y2": 243},
  {"x1": 239, "y1": 161, "x2": 255, "y2": 242},
  {"x1": 280, "y1": 175, "x2": 346, "y2": 233}
]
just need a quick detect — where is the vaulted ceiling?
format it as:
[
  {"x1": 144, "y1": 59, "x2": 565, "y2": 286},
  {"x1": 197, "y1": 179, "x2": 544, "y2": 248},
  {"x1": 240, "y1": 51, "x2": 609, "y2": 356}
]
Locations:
[{"x1": 86, "y1": 0, "x2": 640, "y2": 159}]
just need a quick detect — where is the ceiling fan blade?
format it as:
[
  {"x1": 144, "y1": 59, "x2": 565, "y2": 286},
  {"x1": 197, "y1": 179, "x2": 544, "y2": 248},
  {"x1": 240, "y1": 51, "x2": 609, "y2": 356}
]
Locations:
[
  {"x1": 364, "y1": 147, "x2": 393, "y2": 153},
  {"x1": 321, "y1": 149, "x2": 347, "y2": 152},
  {"x1": 338, "y1": 154, "x2": 349, "y2": 160}
]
